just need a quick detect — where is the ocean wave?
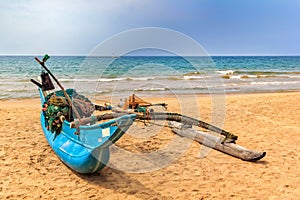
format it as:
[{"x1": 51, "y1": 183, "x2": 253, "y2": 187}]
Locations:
[
  {"x1": 216, "y1": 69, "x2": 300, "y2": 79},
  {"x1": 6, "y1": 88, "x2": 32, "y2": 92},
  {"x1": 24, "y1": 72, "x2": 300, "y2": 83},
  {"x1": 235, "y1": 70, "x2": 299, "y2": 75},
  {"x1": 250, "y1": 81, "x2": 300, "y2": 85},
  {"x1": 183, "y1": 74, "x2": 215, "y2": 80},
  {"x1": 215, "y1": 70, "x2": 235, "y2": 75},
  {"x1": 134, "y1": 87, "x2": 167, "y2": 92},
  {"x1": 59, "y1": 78, "x2": 77, "y2": 82},
  {"x1": 94, "y1": 90, "x2": 111, "y2": 94},
  {"x1": 126, "y1": 77, "x2": 156, "y2": 81},
  {"x1": 0, "y1": 93, "x2": 10, "y2": 99},
  {"x1": 61, "y1": 76, "x2": 160, "y2": 82},
  {"x1": 12, "y1": 79, "x2": 33, "y2": 83},
  {"x1": 183, "y1": 71, "x2": 201, "y2": 76},
  {"x1": 220, "y1": 74, "x2": 291, "y2": 79},
  {"x1": 183, "y1": 75, "x2": 205, "y2": 80},
  {"x1": 98, "y1": 77, "x2": 127, "y2": 82}
]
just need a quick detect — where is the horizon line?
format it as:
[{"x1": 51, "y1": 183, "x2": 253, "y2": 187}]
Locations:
[{"x1": 0, "y1": 53, "x2": 300, "y2": 57}]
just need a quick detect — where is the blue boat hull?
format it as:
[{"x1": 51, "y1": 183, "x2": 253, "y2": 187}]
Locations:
[{"x1": 39, "y1": 89, "x2": 136, "y2": 173}]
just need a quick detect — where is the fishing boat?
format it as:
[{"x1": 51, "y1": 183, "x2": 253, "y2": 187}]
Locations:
[
  {"x1": 32, "y1": 56, "x2": 136, "y2": 174},
  {"x1": 32, "y1": 55, "x2": 265, "y2": 174}
]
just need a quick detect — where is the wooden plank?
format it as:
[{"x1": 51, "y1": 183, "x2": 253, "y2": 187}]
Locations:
[{"x1": 171, "y1": 127, "x2": 266, "y2": 161}]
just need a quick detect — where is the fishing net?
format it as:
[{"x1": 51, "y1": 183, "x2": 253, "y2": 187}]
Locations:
[{"x1": 43, "y1": 89, "x2": 95, "y2": 134}]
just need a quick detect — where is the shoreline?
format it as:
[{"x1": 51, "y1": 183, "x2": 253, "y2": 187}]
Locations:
[{"x1": 1, "y1": 89, "x2": 300, "y2": 102}]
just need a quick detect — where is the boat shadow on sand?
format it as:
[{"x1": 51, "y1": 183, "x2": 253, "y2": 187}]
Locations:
[
  {"x1": 75, "y1": 167, "x2": 173, "y2": 200},
  {"x1": 73, "y1": 156, "x2": 268, "y2": 199}
]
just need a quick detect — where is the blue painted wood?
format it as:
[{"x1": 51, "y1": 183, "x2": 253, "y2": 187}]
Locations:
[{"x1": 38, "y1": 89, "x2": 136, "y2": 173}]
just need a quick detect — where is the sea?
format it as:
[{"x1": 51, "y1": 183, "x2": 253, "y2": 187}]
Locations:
[{"x1": 0, "y1": 56, "x2": 299, "y2": 100}]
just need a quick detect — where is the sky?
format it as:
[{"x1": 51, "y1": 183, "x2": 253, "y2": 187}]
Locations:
[{"x1": 0, "y1": 0, "x2": 299, "y2": 56}]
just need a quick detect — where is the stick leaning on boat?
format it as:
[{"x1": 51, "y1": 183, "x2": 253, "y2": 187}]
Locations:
[{"x1": 34, "y1": 55, "x2": 82, "y2": 121}]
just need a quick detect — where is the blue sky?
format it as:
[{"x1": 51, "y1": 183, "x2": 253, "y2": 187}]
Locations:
[{"x1": 0, "y1": 0, "x2": 299, "y2": 55}]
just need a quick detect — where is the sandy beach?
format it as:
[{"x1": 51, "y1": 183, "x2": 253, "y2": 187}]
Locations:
[{"x1": 0, "y1": 92, "x2": 299, "y2": 199}]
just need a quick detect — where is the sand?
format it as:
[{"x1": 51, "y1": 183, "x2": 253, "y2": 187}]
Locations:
[{"x1": 0, "y1": 92, "x2": 299, "y2": 199}]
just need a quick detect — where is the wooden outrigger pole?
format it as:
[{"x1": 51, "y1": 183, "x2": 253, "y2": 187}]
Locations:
[
  {"x1": 70, "y1": 107, "x2": 238, "y2": 142},
  {"x1": 69, "y1": 109, "x2": 266, "y2": 161}
]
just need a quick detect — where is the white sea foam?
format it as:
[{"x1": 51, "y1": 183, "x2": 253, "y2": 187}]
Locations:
[
  {"x1": 98, "y1": 77, "x2": 126, "y2": 82},
  {"x1": 215, "y1": 70, "x2": 235, "y2": 75},
  {"x1": 230, "y1": 75, "x2": 242, "y2": 79},
  {"x1": 64, "y1": 77, "x2": 158, "y2": 82},
  {"x1": 183, "y1": 75, "x2": 204, "y2": 80},
  {"x1": 250, "y1": 81, "x2": 300, "y2": 85},
  {"x1": 134, "y1": 87, "x2": 166, "y2": 91}
]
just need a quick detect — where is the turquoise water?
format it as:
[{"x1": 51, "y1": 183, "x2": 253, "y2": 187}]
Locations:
[{"x1": 0, "y1": 56, "x2": 299, "y2": 99}]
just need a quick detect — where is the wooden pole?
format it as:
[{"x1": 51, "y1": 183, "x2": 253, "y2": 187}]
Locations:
[
  {"x1": 172, "y1": 128, "x2": 266, "y2": 161},
  {"x1": 112, "y1": 107, "x2": 238, "y2": 141},
  {"x1": 30, "y1": 79, "x2": 42, "y2": 88},
  {"x1": 35, "y1": 57, "x2": 82, "y2": 121},
  {"x1": 70, "y1": 107, "x2": 237, "y2": 141},
  {"x1": 69, "y1": 111, "x2": 265, "y2": 161}
]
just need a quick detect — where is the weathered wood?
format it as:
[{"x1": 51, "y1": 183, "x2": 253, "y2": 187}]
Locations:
[
  {"x1": 70, "y1": 107, "x2": 238, "y2": 141},
  {"x1": 112, "y1": 107, "x2": 238, "y2": 141},
  {"x1": 70, "y1": 112, "x2": 126, "y2": 128},
  {"x1": 30, "y1": 79, "x2": 42, "y2": 88},
  {"x1": 69, "y1": 109, "x2": 265, "y2": 161},
  {"x1": 172, "y1": 128, "x2": 266, "y2": 161},
  {"x1": 126, "y1": 94, "x2": 168, "y2": 109}
]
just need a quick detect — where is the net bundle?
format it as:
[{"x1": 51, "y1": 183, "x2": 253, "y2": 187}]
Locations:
[{"x1": 43, "y1": 89, "x2": 95, "y2": 134}]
